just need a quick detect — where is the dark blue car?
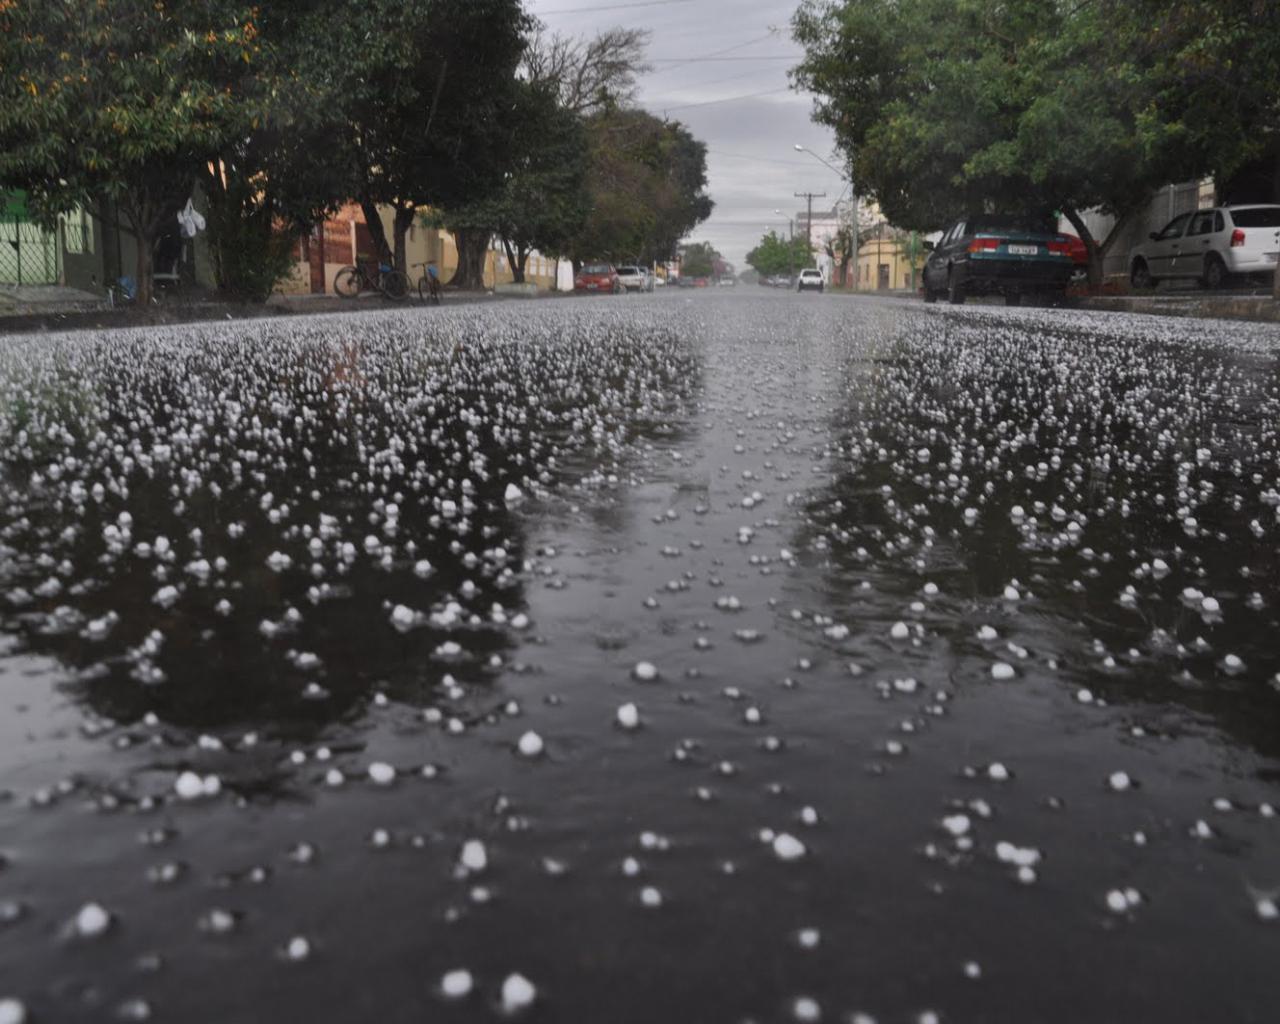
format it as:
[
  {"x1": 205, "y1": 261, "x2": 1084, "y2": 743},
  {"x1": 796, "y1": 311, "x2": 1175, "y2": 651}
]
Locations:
[{"x1": 922, "y1": 214, "x2": 1075, "y2": 305}]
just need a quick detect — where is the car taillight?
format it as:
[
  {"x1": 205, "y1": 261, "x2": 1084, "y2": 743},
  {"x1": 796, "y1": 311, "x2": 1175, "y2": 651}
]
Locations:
[
  {"x1": 1230, "y1": 228, "x2": 1246, "y2": 247},
  {"x1": 1046, "y1": 240, "x2": 1070, "y2": 256},
  {"x1": 967, "y1": 237, "x2": 1001, "y2": 252}
]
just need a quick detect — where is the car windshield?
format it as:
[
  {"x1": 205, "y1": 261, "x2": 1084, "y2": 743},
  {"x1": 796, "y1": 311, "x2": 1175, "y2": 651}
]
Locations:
[
  {"x1": 582, "y1": 264, "x2": 611, "y2": 274},
  {"x1": 1231, "y1": 207, "x2": 1280, "y2": 228},
  {"x1": 969, "y1": 214, "x2": 1056, "y2": 235},
  {"x1": 617, "y1": 267, "x2": 639, "y2": 275}
]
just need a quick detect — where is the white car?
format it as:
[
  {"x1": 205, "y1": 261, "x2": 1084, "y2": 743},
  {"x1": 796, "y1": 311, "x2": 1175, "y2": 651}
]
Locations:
[
  {"x1": 796, "y1": 268, "x2": 824, "y2": 293},
  {"x1": 1129, "y1": 204, "x2": 1280, "y2": 289},
  {"x1": 615, "y1": 266, "x2": 654, "y2": 292}
]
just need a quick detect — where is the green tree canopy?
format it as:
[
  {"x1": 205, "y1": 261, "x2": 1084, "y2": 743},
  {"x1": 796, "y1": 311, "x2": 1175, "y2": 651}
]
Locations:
[
  {"x1": 746, "y1": 230, "x2": 810, "y2": 278},
  {"x1": 0, "y1": 0, "x2": 264, "y2": 303},
  {"x1": 791, "y1": 0, "x2": 1280, "y2": 287}
]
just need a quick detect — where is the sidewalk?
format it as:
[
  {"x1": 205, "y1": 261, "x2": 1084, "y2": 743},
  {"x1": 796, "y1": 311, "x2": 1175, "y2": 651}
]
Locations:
[{"x1": 0, "y1": 286, "x2": 520, "y2": 337}]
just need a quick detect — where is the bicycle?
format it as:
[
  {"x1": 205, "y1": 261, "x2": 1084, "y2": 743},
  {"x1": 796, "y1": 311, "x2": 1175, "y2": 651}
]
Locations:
[
  {"x1": 413, "y1": 261, "x2": 443, "y2": 305},
  {"x1": 333, "y1": 261, "x2": 410, "y2": 301}
]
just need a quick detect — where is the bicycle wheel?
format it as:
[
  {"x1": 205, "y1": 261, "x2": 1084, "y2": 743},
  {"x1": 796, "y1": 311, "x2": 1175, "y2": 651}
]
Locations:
[
  {"x1": 382, "y1": 270, "x2": 410, "y2": 301},
  {"x1": 333, "y1": 266, "x2": 362, "y2": 298},
  {"x1": 419, "y1": 276, "x2": 442, "y2": 305}
]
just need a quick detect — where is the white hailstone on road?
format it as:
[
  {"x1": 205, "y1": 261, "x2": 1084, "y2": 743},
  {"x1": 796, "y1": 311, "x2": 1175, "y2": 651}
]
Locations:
[
  {"x1": 500, "y1": 973, "x2": 536, "y2": 1014},
  {"x1": 616, "y1": 703, "x2": 640, "y2": 730},
  {"x1": 632, "y1": 661, "x2": 658, "y2": 681},
  {"x1": 153, "y1": 585, "x2": 179, "y2": 608},
  {"x1": 923, "y1": 582, "x2": 939, "y2": 596},
  {"x1": 1105, "y1": 888, "x2": 1141, "y2": 914},
  {"x1": 74, "y1": 902, "x2": 111, "y2": 938},
  {"x1": 1256, "y1": 896, "x2": 1278, "y2": 922},
  {"x1": 991, "y1": 662, "x2": 1016, "y2": 680},
  {"x1": 174, "y1": 771, "x2": 204, "y2": 800},
  {"x1": 389, "y1": 604, "x2": 416, "y2": 631},
  {"x1": 368, "y1": 762, "x2": 396, "y2": 786},
  {"x1": 324, "y1": 769, "x2": 344, "y2": 788},
  {"x1": 793, "y1": 996, "x2": 822, "y2": 1022},
  {"x1": 516, "y1": 731, "x2": 544, "y2": 758},
  {"x1": 890, "y1": 621, "x2": 910, "y2": 640},
  {"x1": 0, "y1": 999, "x2": 25, "y2": 1024},
  {"x1": 1108, "y1": 771, "x2": 1132, "y2": 792},
  {"x1": 504, "y1": 483, "x2": 524, "y2": 504},
  {"x1": 941, "y1": 814, "x2": 971, "y2": 837},
  {"x1": 976, "y1": 625, "x2": 998, "y2": 641},
  {"x1": 285, "y1": 936, "x2": 311, "y2": 962},
  {"x1": 1201, "y1": 596, "x2": 1221, "y2": 614},
  {"x1": 1003, "y1": 583, "x2": 1021, "y2": 601},
  {"x1": 1222, "y1": 653, "x2": 1245, "y2": 673},
  {"x1": 413, "y1": 559, "x2": 433, "y2": 578},
  {"x1": 441, "y1": 969, "x2": 474, "y2": 999},
  {"x1": 1152, "y1": 558, "x2": 1170, "y2": 578},
  {"x1": 460, "y1": 839, "x2": 488, "y2": 873},
  {"x1": 964, "y1": 961, "x2": 982, "y2": 979},
  {"x1": 639, "y1": 886, "x2": 662, "y2": 908},
  {"x1": 772, "y1": 833, "x2": 807, "y2": 861},
  {"x1": 987, "y1": 763, "x2": 1010, "y2": 782}
]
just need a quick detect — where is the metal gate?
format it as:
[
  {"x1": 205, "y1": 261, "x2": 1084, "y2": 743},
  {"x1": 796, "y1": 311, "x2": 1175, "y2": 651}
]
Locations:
[{"x1": 0, "y1": 216, "x2": 61, "y2": 285}]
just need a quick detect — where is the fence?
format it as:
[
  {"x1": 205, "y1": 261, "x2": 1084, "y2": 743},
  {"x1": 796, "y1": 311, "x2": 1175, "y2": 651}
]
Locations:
[{"x1": 0, "y1": 216, "x2": 61, "y2": 286}]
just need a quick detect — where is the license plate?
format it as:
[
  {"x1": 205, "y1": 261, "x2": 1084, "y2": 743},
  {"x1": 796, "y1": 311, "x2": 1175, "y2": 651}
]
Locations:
[
  {"x1": 1008, "y1": 244, "x2": 1039, "y2": 255},
  {"x1": 1265, "y1": 253, "x2": 1278, "y2": 264}
]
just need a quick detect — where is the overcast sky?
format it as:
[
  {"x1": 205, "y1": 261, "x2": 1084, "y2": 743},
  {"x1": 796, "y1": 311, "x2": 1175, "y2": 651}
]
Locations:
[{"x1": 524, "y1": 0, "x2": 844, "y2": 270}]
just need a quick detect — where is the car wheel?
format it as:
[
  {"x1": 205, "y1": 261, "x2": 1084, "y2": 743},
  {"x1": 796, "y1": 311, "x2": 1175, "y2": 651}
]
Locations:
[
  {"x1": 947, "y1": 269, "x2": 965, "y2": 305},
  {"x1": 1130, "y1": 259, "x2": 1152, "y2": 290},
  {"x1": 923, "y1": 285, "x2": 937, "y2": 303},
  {"x1": 1202, "y1": 253, "x2": 1227, "y2": 290}
]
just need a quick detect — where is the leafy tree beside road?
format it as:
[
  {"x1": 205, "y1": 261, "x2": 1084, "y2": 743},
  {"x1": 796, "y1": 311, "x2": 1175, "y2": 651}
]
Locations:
[
  {"x1": 746, "y1": 231, "x2": 810, "y2": 279},
  {"x1": 792, "y1": 0, "x2": 1280, "y2": 292}
]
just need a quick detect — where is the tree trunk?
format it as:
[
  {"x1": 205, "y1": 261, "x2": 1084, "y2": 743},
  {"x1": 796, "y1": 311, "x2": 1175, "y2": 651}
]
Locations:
[
  {"x1": 1062, "y1": 207, "x2": 1103, "y2": 292},
  {"x1": 502, "y1": 239, "x2": 524, "y2": 284},
  {"x1": 448, "y1": 228, "x2": 490, "y2": 290},
  {"x1": 392, "y1": 204, "x2": 415, "y2": 274},
  {"x1": 359, "y1": 197, "x2": 393, "y2": 267},
  {"x1": 134, "y1": 229, "x2": 155, "y2": 307}
]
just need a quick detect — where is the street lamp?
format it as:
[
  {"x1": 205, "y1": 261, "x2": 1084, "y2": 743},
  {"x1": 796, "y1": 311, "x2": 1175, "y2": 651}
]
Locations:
[{"x1": 795, "y1": 144, "x2": 858, "y2": 290}]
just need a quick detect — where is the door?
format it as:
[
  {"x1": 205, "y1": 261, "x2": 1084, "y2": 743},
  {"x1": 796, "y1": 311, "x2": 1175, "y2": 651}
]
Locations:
[
  {"x1": 877, "y1": 263, "x2": 890, "y2": 290},
  {"x1": 1148, "y1": 213, "x2": 1190, "y2": 278},
  {"x1": 1179, "y1": 210, "x2": 1217, "y2": 278}
]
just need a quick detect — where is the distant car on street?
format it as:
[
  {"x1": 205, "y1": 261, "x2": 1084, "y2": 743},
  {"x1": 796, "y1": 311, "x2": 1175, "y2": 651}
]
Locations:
[
  {"x1": 616, "y1": 265, "x2": 654, "y2": 292},
  {"x1": 574, "y1": 263, "x2": 621, "y2": 294},
  {"x1": 1128, "y1": 204, "x2": 1280, "y2": 289},
  {"x1": 797, "y1": 269, "x2": 824, "y2": 293},
  {"x1": 922, "y1": 214, "x2": 1074, "y2": 305}
]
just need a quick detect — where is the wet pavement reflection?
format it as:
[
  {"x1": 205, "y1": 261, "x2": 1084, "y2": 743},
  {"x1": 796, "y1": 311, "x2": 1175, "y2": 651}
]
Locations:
[{"x1": 1, "y1": 294, "x2": 1278, "y2": 1023}]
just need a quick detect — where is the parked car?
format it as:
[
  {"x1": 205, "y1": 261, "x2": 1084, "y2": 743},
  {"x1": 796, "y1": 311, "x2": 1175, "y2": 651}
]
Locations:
[
  {"x1": 922, "y1": 214, "x2": 1075, "y2": 304},
  {"x1": 797, "y1": 268, "x2": 824, "y2": 293},
  {"x1": 616, "y1": 265, "x2": 654, "y2": 292},
  {"x1": 1128, "y1": 204, "x2": 1280, "y2": 289},
  {"x1": 574, "y1": 263, "x2": 621, "y2": 294}
]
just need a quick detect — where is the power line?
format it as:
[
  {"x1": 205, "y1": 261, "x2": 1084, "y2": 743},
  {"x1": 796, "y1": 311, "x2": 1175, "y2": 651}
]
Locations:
[
  {"x1": 536, "y1": 0, "x2": 695, "y2": 14},
  {"x1": 654, "y1": 86, "x2": 792, "y2": 113},
  {"x1": 647, "y1": 55, "x2": 800, "y2": 62},
  {"x1": 706, "y1": 148, "x2": 841, "y2": 168},
  {"x1": 646, "y1": 30, "x2": 782, "y2": 73}
]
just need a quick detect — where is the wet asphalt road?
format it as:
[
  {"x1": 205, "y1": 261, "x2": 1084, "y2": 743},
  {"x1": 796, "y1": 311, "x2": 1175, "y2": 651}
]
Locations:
[{"x1": 1, "y1": 291, "x2": 1279, "y2": 1024}]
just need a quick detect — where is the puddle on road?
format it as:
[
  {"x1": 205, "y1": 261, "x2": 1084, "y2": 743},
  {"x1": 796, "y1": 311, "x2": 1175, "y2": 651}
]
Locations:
[{"x1": 0, "y1": 296, "x2": 1278, "y2": 1023}]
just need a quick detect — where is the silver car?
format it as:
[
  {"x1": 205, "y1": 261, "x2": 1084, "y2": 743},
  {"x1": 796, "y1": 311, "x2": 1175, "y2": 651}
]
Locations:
[
  {"x1": 615, "y1": 266, "x2": 654, "y2": 293},
  {"x1": 1129, "y1": 204, "x2": 1280, "y2": 289}
]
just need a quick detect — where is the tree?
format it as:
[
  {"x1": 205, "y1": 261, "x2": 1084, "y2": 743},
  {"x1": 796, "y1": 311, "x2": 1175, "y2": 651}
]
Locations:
[
  {"x1": 822, "y1": 224, "x2": 855, "y2": 288},
  {"x1": 0, "y1": 1, "x2": 263, "y2": 305},
  {"x1": 524, "y1": 25, "x2": 651, "y2": 115},
  {"x1": 680, "y1": 241, "x2": 718, "y2": 278},
  {"x1": 746, "y1": 231, "x2": 810, "y2": 278},
  {"x1": 284, "y1": 0, "x2": 529, "y2": 281},
  {"x1": 791, "y1": 0, "x2": 1278, "y2": 290},
  {"x1": 569, "y1": 109, "x2": 713, "y2": 266}
]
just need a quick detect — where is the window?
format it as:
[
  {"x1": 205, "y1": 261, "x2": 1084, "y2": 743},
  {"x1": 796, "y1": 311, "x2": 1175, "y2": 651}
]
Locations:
[
  {"x1": 1214, "y1": 211, "x2": 1225, "y2": 233},
  {"x1": 1154, "y1": 213, "x2": 1191, "y2": 241},
  {"x1": 1229, "y1": 207, "x2": 1280, "y2": 228},
  {"x1": 1185, "y1": 211, "x2": 1215, "y2": 237},
  {"x1": 61, "y1": 208, "x2": 92, "y2": 255}
]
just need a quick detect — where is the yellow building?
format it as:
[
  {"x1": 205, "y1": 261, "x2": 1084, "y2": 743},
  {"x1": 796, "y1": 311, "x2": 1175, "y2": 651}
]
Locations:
[{"x1": 853, "y1": 234, "x2": 925, "y2": 292}]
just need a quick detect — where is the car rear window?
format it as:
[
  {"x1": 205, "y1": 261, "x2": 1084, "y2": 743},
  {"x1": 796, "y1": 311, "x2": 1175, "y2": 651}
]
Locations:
[
  {"x1": 969, "y1": 214, "x2": 1056, "y2": 234},
  {"x1": 583, "y1": 263, "x2": 611, "y2": 273},
  {"x1": 1230, "y1": 207, "x2": 1280, "y2": 228}
]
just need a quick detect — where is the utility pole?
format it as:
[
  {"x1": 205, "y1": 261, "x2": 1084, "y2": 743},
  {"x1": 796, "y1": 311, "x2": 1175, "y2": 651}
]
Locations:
[{"x1": 794, "y1": 191, "x2": 826, "y2": 262}]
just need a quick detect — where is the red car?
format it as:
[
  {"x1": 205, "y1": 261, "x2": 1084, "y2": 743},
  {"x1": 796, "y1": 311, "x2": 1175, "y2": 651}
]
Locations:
[{"x1": 574, "y1": 263, "x2": 621, "y2": 294}]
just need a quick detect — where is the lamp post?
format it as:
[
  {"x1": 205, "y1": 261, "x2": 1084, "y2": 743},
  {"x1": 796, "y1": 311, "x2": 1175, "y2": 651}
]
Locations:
[{"x1": 795, "y1": 144, "x2": 857, "y2": 290}]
